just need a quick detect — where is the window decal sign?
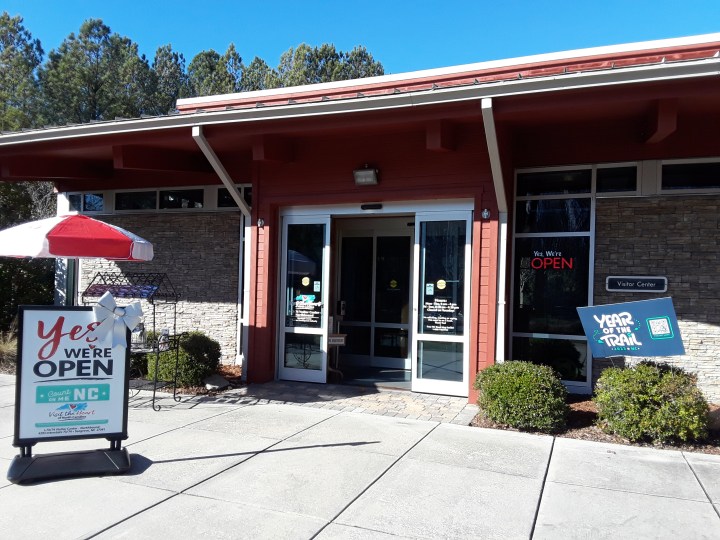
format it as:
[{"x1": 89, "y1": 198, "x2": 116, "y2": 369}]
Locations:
[
  {"x1": 292, "y1": 294, "x2": 322, "y2": 326},
  {"x1": 530, "y1": 252, "x2": 574, "y2": 270},
  {"x1": 577, "y1": 297, "x2": 685, "y2": 358}
]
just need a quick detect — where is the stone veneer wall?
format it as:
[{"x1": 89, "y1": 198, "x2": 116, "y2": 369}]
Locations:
[
  {"x1": 594, "y1": 195, "x2": 720, "y2": 402},
  {"x1": 77, "y1": 213, "x2": 243, "y2": 363}
]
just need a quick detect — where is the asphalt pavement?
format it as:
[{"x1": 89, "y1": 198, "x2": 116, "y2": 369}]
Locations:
[{"x1": 1, "y1": 373, "x2": 719, "y2": 539}]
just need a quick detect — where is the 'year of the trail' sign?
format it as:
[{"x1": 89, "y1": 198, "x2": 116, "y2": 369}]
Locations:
[{"x1": 576, "y1": 297, "x2": 685, "y2": 358}]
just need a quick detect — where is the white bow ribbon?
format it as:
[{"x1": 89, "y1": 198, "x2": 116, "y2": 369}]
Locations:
[{"x1": 92, "y1": 291, "x2": 143, "y2": 353}]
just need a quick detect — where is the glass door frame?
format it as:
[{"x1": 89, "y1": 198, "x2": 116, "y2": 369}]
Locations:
[
  {"x1": 277, "y1": 214, "x2": 331, "y2": 383},
  {"x1": 411, "y1": 210, "x2": 473, "y2": 397},
  {"x1": 278, "y1": 200, "x2": 474, "y2": 389}
]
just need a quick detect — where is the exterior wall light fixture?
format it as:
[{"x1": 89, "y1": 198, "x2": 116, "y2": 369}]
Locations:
[
  {"x1": 257, "y1": 218, "x2": 265, "y2": 228},
  {"x1": 353, "y1": 165, "x2": 378, "y2": 186},
  {"x1": 481, "y1": 208, "x2": 491, "y2": 219}
]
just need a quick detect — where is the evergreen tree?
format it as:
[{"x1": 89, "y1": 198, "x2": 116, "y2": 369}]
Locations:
[
  {"x1": 0, "y1": 181, "x2": 56, "y2": 331},
  {"x1": 0, "y1": 12, "x2": 43, "y2": 131},
  {"x1": 336, "y1": 46, "x2": 384, "y2": 80},
  {"x1": 39, "y1": 19, "x2": 153, "y2": 125},
  {"x1": 240, "y1": 57, "x2": 280, "y2": 91},
  {"x1": 150, "y1": 44, "x2": 190, "y2": 114},
  {"x1": 187, "y1": 44, "x2": 242, "y2": 97},
  {"x1": 276, "y1": 43, "x2": 384, "y2": 87}
]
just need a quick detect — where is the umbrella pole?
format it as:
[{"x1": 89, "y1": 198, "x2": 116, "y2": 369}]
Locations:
[
  {"x1": 67, "y1": 258, "x2": 78, "y2": 306},
  {"x1": 151, "y1": 304, "x2": 161, "y2": 411}
]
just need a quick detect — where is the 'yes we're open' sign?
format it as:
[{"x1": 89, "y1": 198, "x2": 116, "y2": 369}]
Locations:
[{"x1": 14, "y1": 306, "x2": 129, "y2": 446}]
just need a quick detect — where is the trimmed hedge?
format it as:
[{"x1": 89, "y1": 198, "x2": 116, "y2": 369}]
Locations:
[
  {"x1": 146, "y1": 331, "x2": 221, "y2": 387},
  {"x1": 594, "y1": 362, "x2": 709, "y2": 443},
  {"x1": 474, "y1": 361, "x2": 568, "y2": 432}
]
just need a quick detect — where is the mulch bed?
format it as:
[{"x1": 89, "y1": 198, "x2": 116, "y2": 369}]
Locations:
[
  {"x1": 170, "y1": 363, "x2": 244, "y2": 396},
  {"x1": 471, "y1": 396, "x2": 720, "y2": 455}
]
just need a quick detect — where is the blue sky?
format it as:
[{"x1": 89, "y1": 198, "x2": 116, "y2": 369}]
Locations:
[{"x1": 4, "y1": 1, "x2": 720, "y2": 74}]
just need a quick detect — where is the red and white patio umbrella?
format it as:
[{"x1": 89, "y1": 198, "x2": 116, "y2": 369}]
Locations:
[{"x1": 0, "y1": 214, "x2": 153, "y2": 261}]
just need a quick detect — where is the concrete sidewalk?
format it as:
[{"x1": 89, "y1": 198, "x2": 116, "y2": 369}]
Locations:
[{"x1": 1, "y1": 373, "x2": 719, "y2": 539}]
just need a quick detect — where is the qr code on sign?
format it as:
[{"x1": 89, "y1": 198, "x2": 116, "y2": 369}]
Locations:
[{"x1": 647, "y1": 317, "x2": 673, "y2": 339}]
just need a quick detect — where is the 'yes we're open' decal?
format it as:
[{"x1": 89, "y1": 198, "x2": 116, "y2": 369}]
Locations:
[{"x1": 16, "y1": 306, "x2": 128, "y2": 444}]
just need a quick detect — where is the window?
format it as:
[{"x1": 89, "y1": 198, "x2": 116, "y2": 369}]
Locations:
[
  {"x1": 512, "y1": 167, "x2": 595, "y2": 390},
  {"x1": 68, "y1": 193, "x2": 104, "y2": 212},
  {"x1": 159, "y1": 189, "x2": 204, "y2": 209},
  {"x1": 516, "y1": 169, "x2": 591, "y2": 196},
  {"x1": 597, "y1": 166, "x2": 637, "y2": 193},
  {"x1": 662, "y1": 161, "x2": 720, "y2": 191},
  {"x1": 515, "y1": 199, "x2": 591, "y2": 234},
  {"x1": 218, "y1": 186, "x2": 252, "y2": 208},
  {"x1": 68, "y1": 194, "x2": 82, "y2": 212},
  {"x1": 115, "y1": 191, "x2": 157, "y2": 211},
  {"x1": 62, "y1": 184, "x2": 250, "y2": 214},
  {"x1": 512, "y1": 336, "x2": 588, "y2": 382},
  {"x1": 83, "y1": 193, "x2": 104, "y2": 212},
  {"x1": 513, "y1": 236, "x2": 590, "y2": 336}
]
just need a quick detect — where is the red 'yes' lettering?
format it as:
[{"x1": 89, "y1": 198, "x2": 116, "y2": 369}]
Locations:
[{"x1": 36, "y1": 316, "x2": 101, "y2": 360}]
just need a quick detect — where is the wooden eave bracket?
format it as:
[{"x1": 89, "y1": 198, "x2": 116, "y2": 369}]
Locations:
[
  {"x1": 252, "y1": 135, "x2": 293, "y2": 162},
  {"x1": 645, "y1": 99, "x2": 678, "y2": 144},
  {"x1": 426, "y1": 120, "x2": 455, "y2": 152}
]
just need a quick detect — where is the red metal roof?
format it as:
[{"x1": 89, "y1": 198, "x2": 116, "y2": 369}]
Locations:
[{"x1": 176, "y1": 37, "x2": 720, "y2": 114}]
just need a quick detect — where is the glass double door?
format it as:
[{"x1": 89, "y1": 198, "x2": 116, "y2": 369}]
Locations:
[
  {"x1": 337, "y1": 219, "x2": 413, "y2": 372},
  {"x1": 278, "y1": 210, "x2": 472, "y2": 396}
]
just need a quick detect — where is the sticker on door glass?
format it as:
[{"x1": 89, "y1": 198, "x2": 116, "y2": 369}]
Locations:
[
  {"x1": 301, "y1": 277, "x2": 310, "y2": 287},
  {"x1": 314, "y1": 281, "x2": 321, "y2": 292},
  {"x1": 436, "y1": 279, "x2": 447, "y2": 290},
  {"x1": 425, "y1": 283, "x2": 434, "y2": 295}
]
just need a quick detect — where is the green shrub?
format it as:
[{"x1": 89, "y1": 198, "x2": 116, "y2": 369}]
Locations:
[
  {"x1": 594, "y1": 362, "x2": 709, "y2": 443},
  {"x1": 474, "y1": 361, "x2": 568, "y2": 432},
  {"x1": 129, "y1": 353, "x2": 147, "y2": 377},
  {"x1": 146, "y1": 331, "x2": 221, "y2": 387}
]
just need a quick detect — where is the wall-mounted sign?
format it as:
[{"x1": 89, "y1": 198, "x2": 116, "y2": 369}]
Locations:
[
  {"x1": 606, "y1": 276, "x2": 667, "y2": 293},
  {"x1": 577, "y1": 297, "x2": 685, "y2": 358}
]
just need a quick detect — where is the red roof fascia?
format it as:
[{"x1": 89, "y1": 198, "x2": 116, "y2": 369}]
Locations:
[{"x1": 177, "y1": 42, "x2": 720, "y2": 114}]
